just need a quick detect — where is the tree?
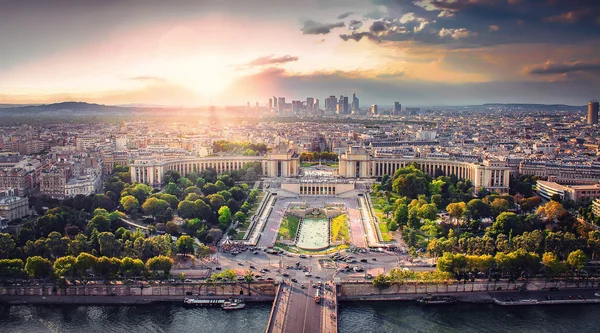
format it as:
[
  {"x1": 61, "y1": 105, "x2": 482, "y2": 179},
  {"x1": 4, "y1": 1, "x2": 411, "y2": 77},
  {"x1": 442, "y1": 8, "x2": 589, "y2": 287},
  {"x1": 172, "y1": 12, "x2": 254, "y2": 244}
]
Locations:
[
  {"x1": 98, "y1": 232, "x2": 121, "y2": 257},
  {"x1": 177, "y1": 200, "x2": 197, "y2": 219},
  {"x1": 208, "y1": 194, "x2": 226, "y2": 212},
  {"x1": 53, "y1": 256, "x2": 77, "y2": 277},
  {"x1": 87, "y1": 214, "x2": 111, "y2": 233},
  {"x1": 203, "y1": 183, "x2": 218, "y2": 195},
  {"x1": 233, "y1": 211, "x2": 247, "y2": 224},
  {"x1": 490, "y1": 212, "x2": 523, "y2": 237},
  {"x1": 567, "y1": 249, "x2": 588, "y2": 271},
  {"x1": 417, "y1": 203, "x2": 438, "y2": 221},
  {"x1": 446, "y1": 202, "x2": 466, "y2": 224},
  {"x1": 0, "y1": 233, "x2": 16, "y2": 259},
  {"x1": 218, "y1": 206, "x2": 232, "y2": 228},
  {"x1": 96, "y1": 256, "x2": 122, "y2": 278},
  {"x1": 393, "y1": 204, "x2": 409, "y2": 227},
  {"x1": 465, "y1": 199, "x2": 492, "y2": 221},
  {"x1": 542, "y1": 252, "x2": 566, "y2": 278},
  {"x1": 537, "y1": 201, "x2": 567, "y2": 222},
  {"x1": 176, "y1": 235, "x2": 195, "y2": 255},
  {"x1": 153, "y1": 193, "x2": 180, "y2": 210},
  {"x1": 490, "y1": 198, "x2": 510, "y2": 217},
  {"x1": 120, "y1": 257, "x2": 145, "y2": 277},
  {"x1": 194, "y1": 199, "x2": 214, "y2": 222},
  {"x1": 75, "y1": 253, "x2": 98, "y2": 276},
  {"x1": 146, "y1": 255, "x2": 173, "y2": 276},
  {"x1": 142, "y1": 197, "x2": 171, "y2": 220},
  {"x1": 163, "y1": 182, "x2": 181, "y2": 197},
  {"x1": 196, "y1": 243, "x2": 210, "y2": 259},
  {"x1": 24, "y1": 256, "x2": 53, "y2": 279},
  {"x1": 0, "y1": 259, "x2": 24, "y2": 278}
]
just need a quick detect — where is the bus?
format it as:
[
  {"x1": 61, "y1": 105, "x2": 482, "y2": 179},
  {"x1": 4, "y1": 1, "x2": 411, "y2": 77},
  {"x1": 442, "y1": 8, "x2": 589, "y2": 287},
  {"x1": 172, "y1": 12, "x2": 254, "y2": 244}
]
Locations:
[{"x1": 314, "y1": 289, "x2": 321, "y2": 303}]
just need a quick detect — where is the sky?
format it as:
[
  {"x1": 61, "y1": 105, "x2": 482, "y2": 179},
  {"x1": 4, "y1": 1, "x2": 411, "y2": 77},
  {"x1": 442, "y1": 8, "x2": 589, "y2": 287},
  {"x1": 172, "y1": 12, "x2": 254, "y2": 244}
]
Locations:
[{"x1": 0, "y1": 0, "x2": 599, "y2": 106}]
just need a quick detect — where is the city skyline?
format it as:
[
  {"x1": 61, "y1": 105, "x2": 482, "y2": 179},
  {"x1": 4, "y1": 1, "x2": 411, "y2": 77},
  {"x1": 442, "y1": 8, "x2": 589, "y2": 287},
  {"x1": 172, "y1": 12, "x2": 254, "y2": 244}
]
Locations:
[{"x1": 0, "y1": 0, "x2": 599, "y2": 106}]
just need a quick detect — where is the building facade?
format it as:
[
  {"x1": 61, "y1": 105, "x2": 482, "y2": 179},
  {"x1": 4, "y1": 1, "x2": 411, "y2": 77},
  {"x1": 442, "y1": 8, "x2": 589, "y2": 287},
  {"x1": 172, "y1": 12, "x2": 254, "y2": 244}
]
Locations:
[
  {"x1": 0, "y1": 189, "x2": 29, "y2": 222},
  {"x1": 130, "y1": 149, "x2": 300, "y2": 186},
  {"x1": 338, "y1": 146, "x2": 510, "y2": 193}
]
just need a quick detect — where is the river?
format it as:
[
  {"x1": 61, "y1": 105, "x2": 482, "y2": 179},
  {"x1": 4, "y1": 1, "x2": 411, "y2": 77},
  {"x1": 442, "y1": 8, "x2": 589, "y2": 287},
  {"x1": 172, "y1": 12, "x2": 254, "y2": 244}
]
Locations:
[{"x1": 0, "y1": 301, "x2": 598, "y2": 333}]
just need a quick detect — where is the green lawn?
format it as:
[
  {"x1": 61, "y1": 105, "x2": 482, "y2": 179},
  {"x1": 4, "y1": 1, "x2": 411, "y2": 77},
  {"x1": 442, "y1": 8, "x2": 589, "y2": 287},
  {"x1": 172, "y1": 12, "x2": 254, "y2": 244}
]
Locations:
[
  {"x1": 331, "y1": 214, "x2": 349, "y2": 242},
  {"x1": 277, "y1": 215, "x2": 300, "y2": 240}
]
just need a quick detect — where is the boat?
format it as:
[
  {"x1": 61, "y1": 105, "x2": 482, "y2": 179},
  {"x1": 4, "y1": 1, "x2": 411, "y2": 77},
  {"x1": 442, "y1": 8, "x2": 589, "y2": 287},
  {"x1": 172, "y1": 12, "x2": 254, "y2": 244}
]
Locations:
[
  {"x1": 183, "y1": 298, "x2": 225, "y2": 307},
  {"x1": 416, "y1": 295, "x2": 458, "y2": 305},
  {"x1": 222, "y1": 299, "x2": 246, "y2": 310}
]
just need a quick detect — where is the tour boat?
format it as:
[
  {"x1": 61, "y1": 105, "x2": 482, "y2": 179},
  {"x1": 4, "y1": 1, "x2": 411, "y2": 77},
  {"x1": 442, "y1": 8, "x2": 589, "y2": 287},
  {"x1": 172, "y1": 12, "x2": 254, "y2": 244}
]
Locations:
[
  {"x1": 183, "y1": 298, "x2": 224, "y2": 307},
  {"x1": 222, "y1": 300, "x2": 246, "y2": 310},
  {"x1": 416, "y1": 295, "x2": 458, "y2": 305}
]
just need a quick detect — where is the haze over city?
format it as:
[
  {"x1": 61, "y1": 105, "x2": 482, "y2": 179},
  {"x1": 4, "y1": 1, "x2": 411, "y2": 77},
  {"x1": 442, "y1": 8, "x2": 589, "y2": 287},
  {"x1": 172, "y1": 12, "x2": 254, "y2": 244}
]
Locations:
[
  {"x1": 4, "y1": 2, "x2": 600, "y2": 333},
  {"x1": 1, "y1": 0, "x2": 599, "y2": 106}
]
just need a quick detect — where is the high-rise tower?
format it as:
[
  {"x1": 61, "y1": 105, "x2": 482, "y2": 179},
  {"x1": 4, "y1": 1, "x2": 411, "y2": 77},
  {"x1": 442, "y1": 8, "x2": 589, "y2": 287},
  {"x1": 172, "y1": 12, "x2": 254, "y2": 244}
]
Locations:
[{"x1": 588, "y1": 100, "x2": 599, "y2": 125}]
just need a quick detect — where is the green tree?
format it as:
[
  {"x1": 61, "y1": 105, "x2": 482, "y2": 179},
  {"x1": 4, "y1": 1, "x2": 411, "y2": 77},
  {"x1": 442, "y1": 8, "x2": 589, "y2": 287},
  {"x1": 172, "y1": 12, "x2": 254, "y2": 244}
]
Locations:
[
  {"x1": 542, "y1": 252, "x2": 566, "y2": 278},
  {"x1": 490, "y1": 212, "x2": 523, "y2": 237},
  {"x1": 142, "y1": 197, "x2": 171, "y2": 219},
  {"x1": 0, "y1": 233, "x2": 16, "y2": 259},
  {"x1": 218, "y1": 206, "x2": 232, "y2": 228},
  {"x1": 75, "y1": 252, "x2": 98, "y2": 276},
  {"x1": 87, "y1": 214, "x2": 111, "y2": 233},
  {"x1": 120, "y1": 195, "x2": 140, "y2": 215},
  {"x1": 196, "y1": 243, "x2": 210, "y2": 259},
  {"x1": 146, "y1": 255, "x2": 173, "y2": 276},
  {"x1": 98, "y1": 232, "x2": 121, "y2": 257},
  {"x1": 567, "y1": 249, "x2": 588, "y2": 271},
  {"x1": 176, "y1": 235, "x2": 195, "y2": 255},
  {"x1": 24, "y1": 256, "x2": 53, "y2": 279}
]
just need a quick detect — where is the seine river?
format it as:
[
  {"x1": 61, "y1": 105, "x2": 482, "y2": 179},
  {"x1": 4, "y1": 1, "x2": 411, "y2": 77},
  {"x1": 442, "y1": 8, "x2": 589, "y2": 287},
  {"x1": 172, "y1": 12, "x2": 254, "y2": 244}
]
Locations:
[{"x1": 1, "y1": 302, "x2": 598, "y2": 333}]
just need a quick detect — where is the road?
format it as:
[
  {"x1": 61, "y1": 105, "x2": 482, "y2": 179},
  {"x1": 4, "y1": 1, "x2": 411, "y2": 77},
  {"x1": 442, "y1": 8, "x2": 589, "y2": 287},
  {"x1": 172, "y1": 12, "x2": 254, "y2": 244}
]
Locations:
[
  {"x1": 269, "y1": 282, "x2": 324, "y2": 333},
  {"x1": 208, "y1": 248, "x2": 430, "y2": 284}
]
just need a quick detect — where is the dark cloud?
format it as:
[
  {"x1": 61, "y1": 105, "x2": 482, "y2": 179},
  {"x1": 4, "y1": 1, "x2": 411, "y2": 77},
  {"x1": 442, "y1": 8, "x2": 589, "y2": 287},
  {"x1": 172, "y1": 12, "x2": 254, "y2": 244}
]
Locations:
[
  {"x1": 349, "y1": 19, "x2": 363, "y2": 30},
  {"x1": 356, "y1": 0, "x2": 600, "y2": 48},
  {"x1": 339, "y1": 31, "x2": 378, "y2": 42},
  {"x1": 337, "y1": 12, "x2": 353, "y2": 19},
  {"x1": 529, "y1": 61, "x2": 600, "y2": 75},
  {"x1": 301, "y1": 20, "x2": 345, "y2": 35},
  {"x1": 246, "y1": 55, "x2": 299, "y2": 67},
  {"x1": 370, "y1": 21, "x2": 388, "y2": 33}
]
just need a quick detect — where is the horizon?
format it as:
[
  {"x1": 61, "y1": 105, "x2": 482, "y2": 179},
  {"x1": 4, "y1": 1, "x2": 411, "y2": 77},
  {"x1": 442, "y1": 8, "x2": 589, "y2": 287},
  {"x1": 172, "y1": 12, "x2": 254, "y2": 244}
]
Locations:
[{"x1": 0, "y1": 0, "x2": 599, "y2": 106}]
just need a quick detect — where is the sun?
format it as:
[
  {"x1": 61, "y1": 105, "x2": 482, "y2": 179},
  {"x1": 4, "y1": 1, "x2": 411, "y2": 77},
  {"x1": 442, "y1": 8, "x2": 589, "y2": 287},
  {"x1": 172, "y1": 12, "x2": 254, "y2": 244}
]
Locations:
[{"x1": 180, "y1": 55, "x2": 234, "y2": 95}]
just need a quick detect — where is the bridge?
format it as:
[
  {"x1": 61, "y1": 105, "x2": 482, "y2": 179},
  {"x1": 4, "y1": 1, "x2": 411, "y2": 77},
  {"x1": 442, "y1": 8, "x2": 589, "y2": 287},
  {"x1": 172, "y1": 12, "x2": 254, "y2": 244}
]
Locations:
[{"x1": 266, "y1": 281, "x2": 338, "y2": 333}]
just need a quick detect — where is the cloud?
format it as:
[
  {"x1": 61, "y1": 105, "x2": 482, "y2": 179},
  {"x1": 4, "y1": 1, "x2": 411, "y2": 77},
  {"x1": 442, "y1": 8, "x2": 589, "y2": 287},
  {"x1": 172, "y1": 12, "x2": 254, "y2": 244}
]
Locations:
[
  {"x1": 339, "y1": 31, "x2": 378, "y2": 42},
  {"x1": 528, "y1": 60, "x2": 600, "y2": 75},
  {"x1": 349, "y1": 19, "x2": 363, "y2": 30},
  {"x1": 489, "y1": 24, "x2": 499, "y2": 32},
  {"x1": 370, "y1": 21, "x2": 388, "y2": 33},
  {"x1": 337, "y1": 12, "x2": 353, "y2": 20},
  {"x1": 439, "y1": 28, "x2": 476, "y2": 40},
  {"x1": 245, "y1": 55, "x2": 299, "y2": 67},
  {"x1": 301, "y1": 20, "x2": 345, "y2": 35}
]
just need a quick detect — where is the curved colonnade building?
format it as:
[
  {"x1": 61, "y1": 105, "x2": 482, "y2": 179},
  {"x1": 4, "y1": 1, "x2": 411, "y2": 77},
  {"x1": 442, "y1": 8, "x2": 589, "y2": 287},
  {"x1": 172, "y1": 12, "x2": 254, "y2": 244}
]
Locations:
[
  {"x1": 130, "y1": 146, "x2": 510, "y2": 193},
  {"x1": 339, "y1": 147, "x2": 510, "y2": 193},
  {"x1": 130, "y1": 150, "x2": 300, "y2": 187}
]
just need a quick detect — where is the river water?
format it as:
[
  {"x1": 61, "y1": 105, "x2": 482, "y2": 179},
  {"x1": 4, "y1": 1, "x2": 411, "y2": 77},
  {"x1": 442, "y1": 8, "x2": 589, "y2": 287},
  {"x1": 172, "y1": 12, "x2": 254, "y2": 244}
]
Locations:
[{"x1": 0, "y1": 301, "x2": 598, "y2": 333}]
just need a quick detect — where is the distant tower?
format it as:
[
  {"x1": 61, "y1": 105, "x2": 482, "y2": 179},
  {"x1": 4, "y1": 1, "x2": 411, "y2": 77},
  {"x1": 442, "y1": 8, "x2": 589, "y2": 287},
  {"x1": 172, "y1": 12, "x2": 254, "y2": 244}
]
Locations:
[
  {"x1": 371, "y1": 104, "x2": 378, "y2": 115},
  {"x1": 394, "y1": 102, "x2": 401, "y2": 116},
  {"x1": 588, "y1": 100, "x2": 599, "y2": 125},
  {"x1": 351, "y1": 92, "x2": 360, "y2": 113}
]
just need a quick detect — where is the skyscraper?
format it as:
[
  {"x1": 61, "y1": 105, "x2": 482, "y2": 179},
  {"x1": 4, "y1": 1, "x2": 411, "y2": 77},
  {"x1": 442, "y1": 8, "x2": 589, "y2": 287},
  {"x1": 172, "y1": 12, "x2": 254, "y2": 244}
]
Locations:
[
  {"x1": 325, "y1": 95, "x2": 337, "y2": 112},
  {"x1": 588, "y1": 100, "x2": 599, "y2": 125},
  {"x1": 268, "y1": 98, "x2": 273, "y2": 110},
  {"x1": 277, "y1": 97, "x2": 286, "y2": 113},
  {"x1": 273, "y1": 96, "x2": 278, "y2": 109},
  {"x1": 394, "y1": 102, "x2": 401, "y2": 115},
  {"x1": 306, "y1": 97, "x2": 314, "y2": 112},
  {"x1": 371, "y1": 104, "x2": 378, "y2": 115},
  {"x1": 340, "y1": 96, "x2": 349, "y2": 114},
  {"x1": 351, "y1": 93, "x2": 360, "y2": 114}
]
